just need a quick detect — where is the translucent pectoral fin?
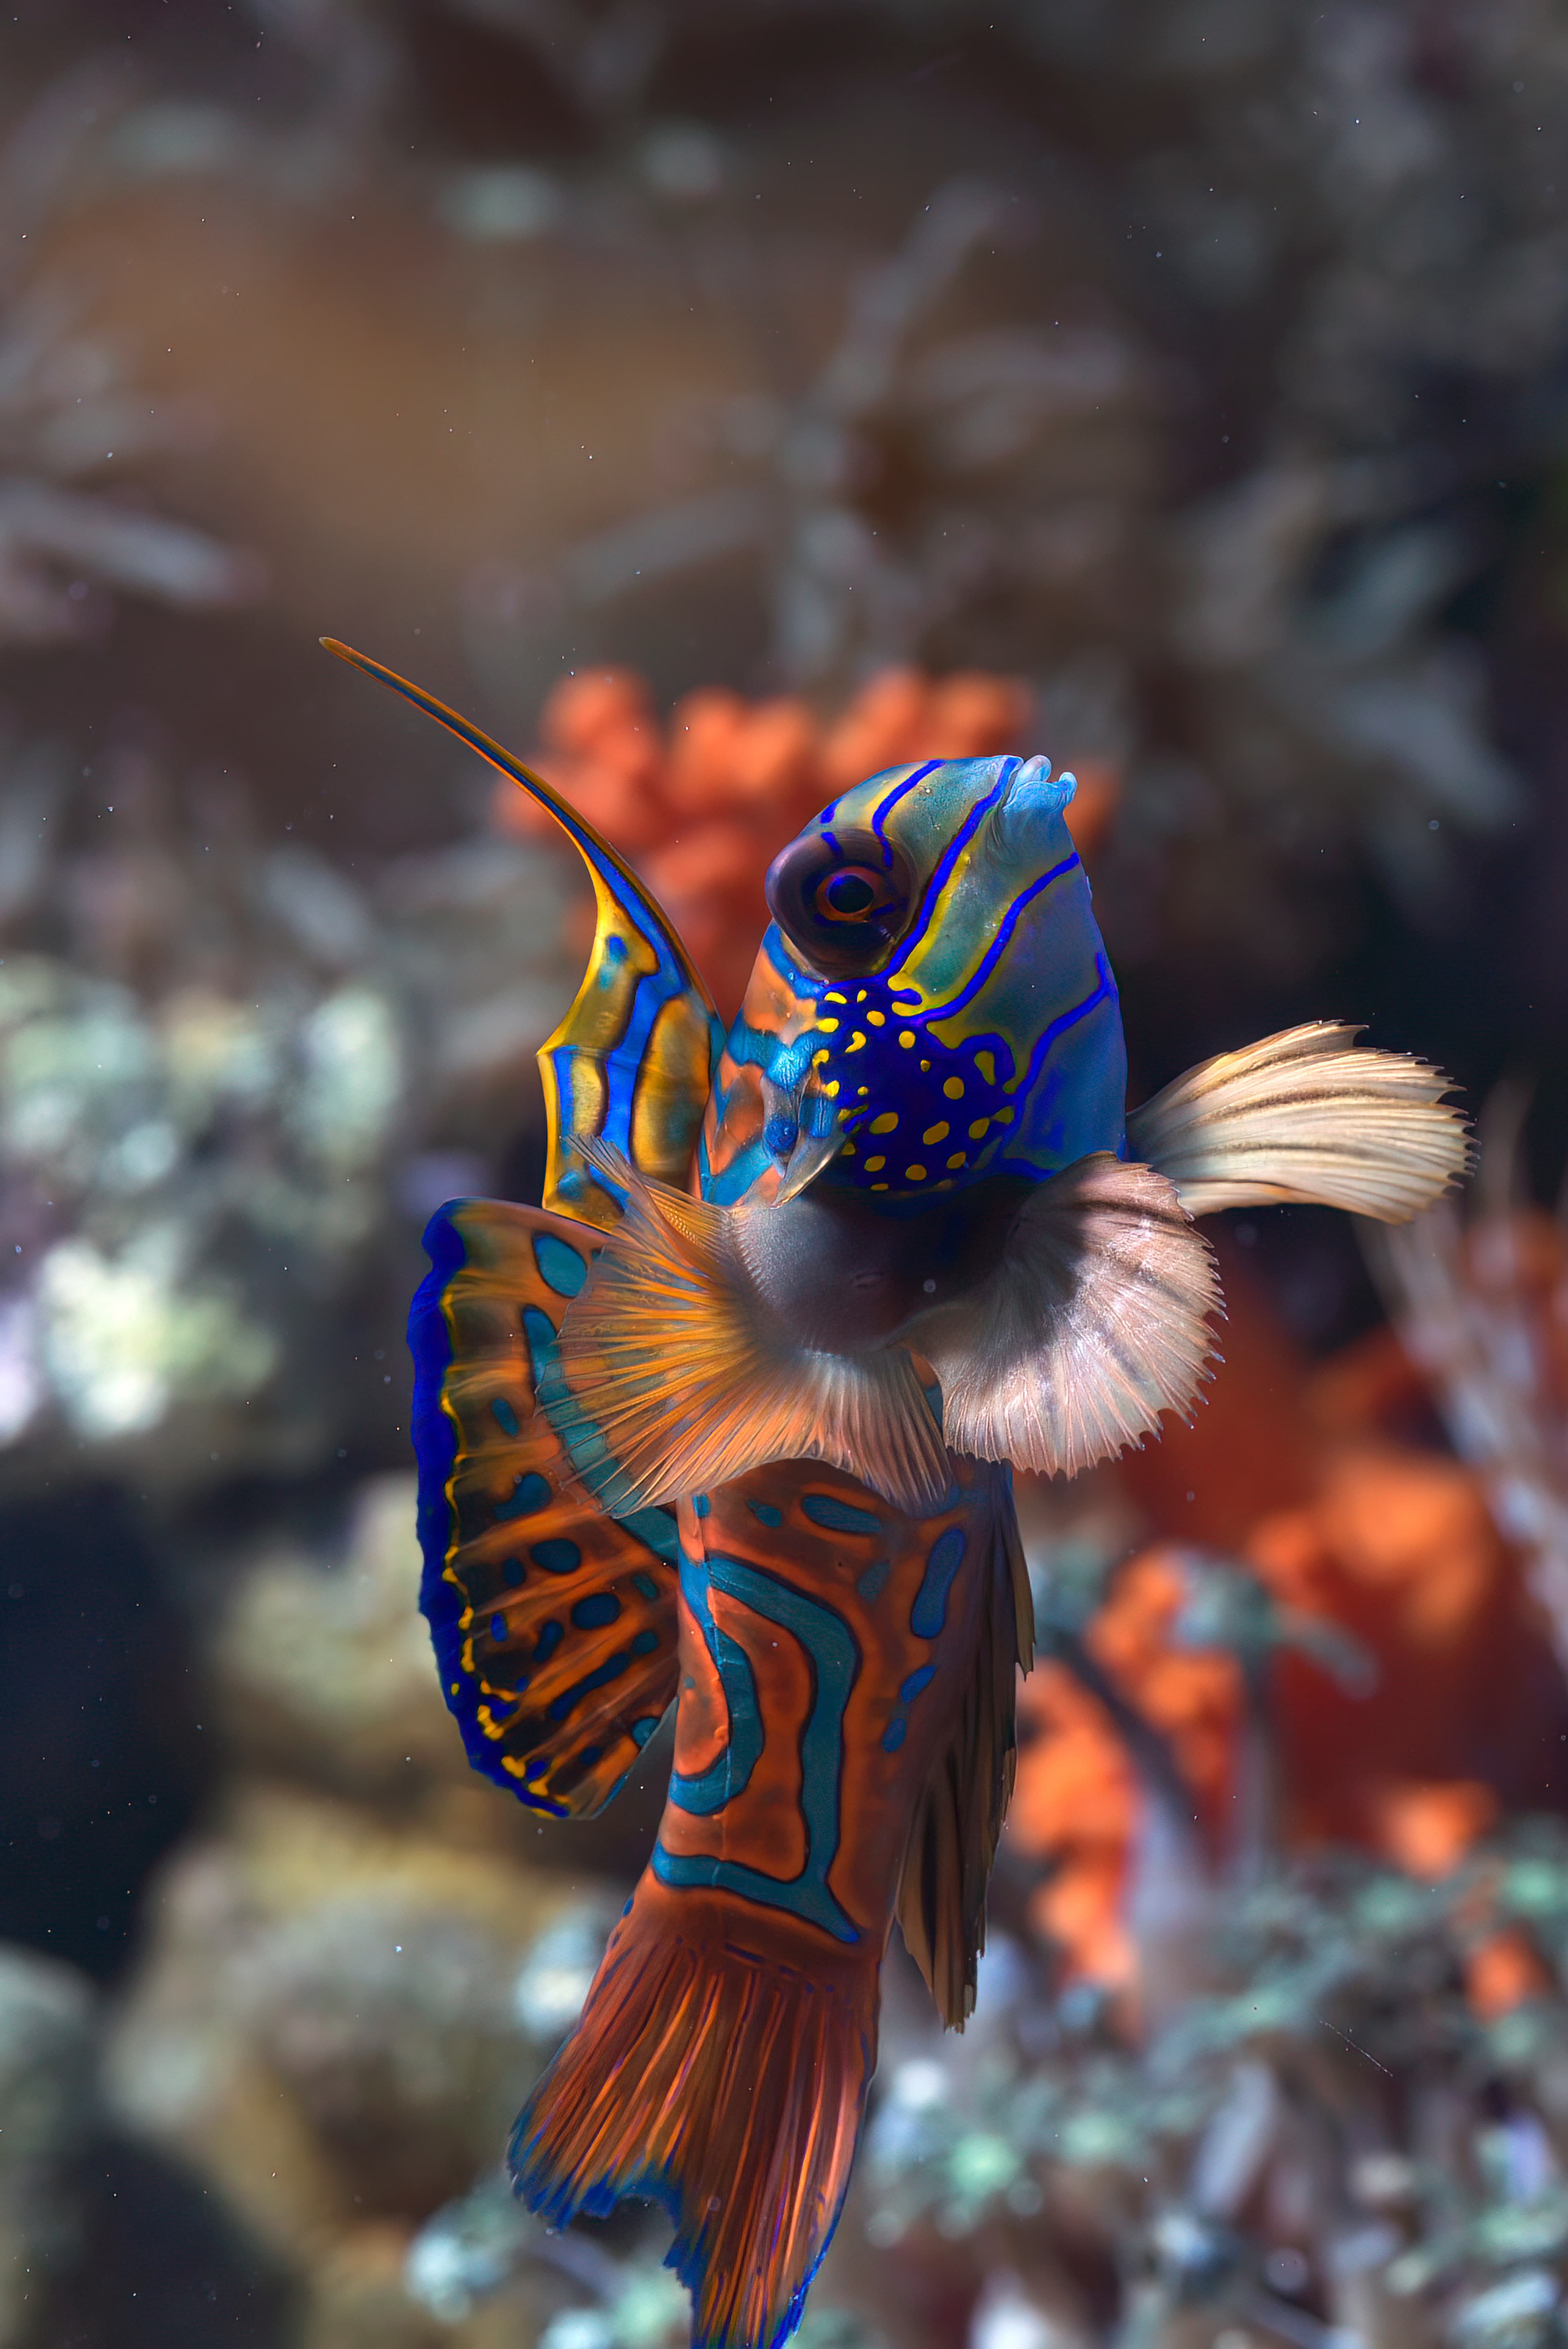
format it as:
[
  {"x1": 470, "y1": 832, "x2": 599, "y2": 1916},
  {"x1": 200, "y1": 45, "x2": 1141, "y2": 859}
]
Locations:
[
  {"x1": 917, "y1": 1154, "x2": 1222, "y2": 1479},
  {"x1": 1126, "y1": 1021, "x2": 1472, "y2": 1221},
  {"x1": 411, "y1": 1196, "x2": 679, "y2": 1817},
  {"x1": 545, "y1": 1143, "x2": 954, "y2": 1518}
]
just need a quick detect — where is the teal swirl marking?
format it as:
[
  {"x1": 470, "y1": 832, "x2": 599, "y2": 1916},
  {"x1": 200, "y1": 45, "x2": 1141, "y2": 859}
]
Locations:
[
  {"x1": 910, "y1": 1525, "x2": 966, "y2": 1639},
  {"x1": 667, "y1": 1549, "x2": 764, "y2": 1817},
  {"x1": 654, "y1": 1549, "x2": 860, "y2": 1944},
  {"x1": 532, "y1": 1231, "x2": 589, "y2": 1298},
  {"x1": 882, "y1": 1524, "x2": 969, "y2": 1752},
  {"x1": 522, "y1": 1307, "x2": 679, "y2": 1564},
  {"x1": 799, "y1": 1492, "x2": 883, "y2": 1536}
]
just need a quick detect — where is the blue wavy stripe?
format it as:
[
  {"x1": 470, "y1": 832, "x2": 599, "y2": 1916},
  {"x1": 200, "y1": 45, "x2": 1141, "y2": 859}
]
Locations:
[
  {"x1": 870, "y1": 760, "x2": 939, "y2": 867},
  {"x1": 918, "y1": 851, "x2": 1080, "y2": 1027},
  {"x1": 1007, "y1": 952, "x2": 1115, "y2": 1106},
  {"x1": 886, "y1": 762, "x2": 1016, "y2": 974}
]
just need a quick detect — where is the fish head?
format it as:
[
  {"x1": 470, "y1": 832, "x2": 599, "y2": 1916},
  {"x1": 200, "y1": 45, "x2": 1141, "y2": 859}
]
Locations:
[{"x1": 704, "y1": 753, "x2": 1127, "y2": 1206}]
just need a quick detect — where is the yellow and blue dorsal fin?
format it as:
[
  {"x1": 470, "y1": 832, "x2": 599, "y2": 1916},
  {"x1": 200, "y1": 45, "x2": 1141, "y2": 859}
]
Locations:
[
  {"x1": 322, "y1": 643, "x2": 704, "y2": 1811},
  {"x1": 321, "y1": 640, "x2": 722, "y2": 1228}
]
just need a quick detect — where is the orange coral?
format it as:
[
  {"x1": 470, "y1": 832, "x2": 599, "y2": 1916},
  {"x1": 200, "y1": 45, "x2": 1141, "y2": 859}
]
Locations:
[
  {"x1": 1466, "y1": 1927, "x2": 1552, "y2": 2018},
  {"x1": 1014, "y1": 1551, "x2": 1246, "y2": 1993},
  {"x1": 1250, "y1": 1440, "x2": 1530, "y2": 1853},
  {"x1": 1011, "y1": 1665, "x2": 1140, "y2": 1992},
  {"x1": 492, "y1": 664, "x2": 1115, "y2": 1017},
  {"x1": 1009, "y1": 1232, "x2": 1567, "y2": 2009}
]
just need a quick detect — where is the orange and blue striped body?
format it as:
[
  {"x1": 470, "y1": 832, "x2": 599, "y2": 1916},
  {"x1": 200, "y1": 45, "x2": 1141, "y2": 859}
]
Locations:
[
  {"x1": 657, "y1": 1470, "x2": 987, "y2": 1943},
  {"x1": 508, "y1": 1447, "x2": 1027, "y2": 2349}
]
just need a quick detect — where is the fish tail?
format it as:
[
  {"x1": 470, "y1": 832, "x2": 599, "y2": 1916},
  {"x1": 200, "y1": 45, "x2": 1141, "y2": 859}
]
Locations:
[{"x1": 510, "y1": 1880, "x2": 877, "y2": 2349}]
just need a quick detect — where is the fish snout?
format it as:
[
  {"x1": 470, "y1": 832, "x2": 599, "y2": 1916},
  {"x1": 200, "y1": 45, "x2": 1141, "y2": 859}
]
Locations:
[{"x1": 987, "y1": 753, "x2": 1077, "y2": 862}]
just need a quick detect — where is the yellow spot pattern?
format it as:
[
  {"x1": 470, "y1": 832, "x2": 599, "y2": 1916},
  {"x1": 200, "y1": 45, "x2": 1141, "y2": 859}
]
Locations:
[
  {"x1": 866, "y1": 1010, "x2": 886, "y2": 1027},
  {"x1": 864, "y1": 1155, "x2": 886, "y2": 1172},
  {"x1": 969, "y1": 1117, "x2": 990, "y2": 1139},
  {"x1": 947, "y1": 1152, "x2": 967, "y2": 1170},
  {"x1": 906, "y1": 1164, "x2": 927, "y2": 1181},
  {"x1": 899, "y1": 1032, "x2": 916, "y2": 1050},
  {"x1": 943, "y1": 1077, "x2": 964, "y2": 1099},
  {"x1": 817, "y1": 1018, "x2": 840, "y2": 1033},
  {"x1": 976, "y1": 1050, "x2": 996, "y2": 1085},
  {"x1": 869, "y1": 1112, "x2": 899, "y2": 1134},
  {"x1": 922, "y1": 1121, "x2": 949, "y2": 1146},
  {"x1": 846, "y1": 1032, "x2": 866, "y2": 1053}
]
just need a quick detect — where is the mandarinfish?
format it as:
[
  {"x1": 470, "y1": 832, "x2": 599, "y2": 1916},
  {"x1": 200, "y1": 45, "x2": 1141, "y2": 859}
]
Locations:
[{"x1": 325, "y1": 640, "x2": 1470, "y2": 2349}]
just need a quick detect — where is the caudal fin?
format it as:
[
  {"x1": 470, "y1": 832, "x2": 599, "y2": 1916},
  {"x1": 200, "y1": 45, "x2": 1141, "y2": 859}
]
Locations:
[{"x1": 510, "y1": 1880, "x2": 877, "y2": 2349}]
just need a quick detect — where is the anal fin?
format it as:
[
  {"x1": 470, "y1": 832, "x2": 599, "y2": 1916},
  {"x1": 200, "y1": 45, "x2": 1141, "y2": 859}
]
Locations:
[{"x1": 897, "y1": 1481, "x2": 1034, "y2": 2027}]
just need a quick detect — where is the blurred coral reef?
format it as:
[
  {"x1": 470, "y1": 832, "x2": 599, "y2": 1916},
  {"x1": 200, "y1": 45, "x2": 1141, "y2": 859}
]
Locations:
[
  {"x1": 0, "y1": 751, "x2": 581, "y2": 1488},
  {"x1": 102, "y1": 1476, "x2": 627, "y2": 2349}
]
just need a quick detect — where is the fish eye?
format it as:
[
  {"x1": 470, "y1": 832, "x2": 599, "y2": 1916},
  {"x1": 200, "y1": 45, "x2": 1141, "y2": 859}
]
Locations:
[
  {"x1": 764, "y1": 831, "x2": 914, "y2": 974},
  {"x1": 813, "y1": 865, "x2": 893, "y2": 922}
]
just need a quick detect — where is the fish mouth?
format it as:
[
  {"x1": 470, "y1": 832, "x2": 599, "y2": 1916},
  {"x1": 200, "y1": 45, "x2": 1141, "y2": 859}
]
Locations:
[{"x1": 987, "y1": 753, "x2": 1077, "y2": 853}]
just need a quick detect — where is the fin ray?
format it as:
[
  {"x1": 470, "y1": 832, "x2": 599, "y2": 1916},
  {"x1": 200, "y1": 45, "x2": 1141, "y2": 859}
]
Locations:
[
  {"x1": 897, "y1": 1486, "x2": 1034, "y2": 2027},
  {"x1": 546, "y1": 1145, "x2": 953, "y2": 1518},
  {"x1": 512, "y1": 1882, "x2": 876, "y2": 2349},
  {"x1": 1126, "y1": 1020, "x2": 1472, "y2": 1221},
  {"x1": 916, "y1": 1154, "x2": 1222, "y2": 1478}
]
